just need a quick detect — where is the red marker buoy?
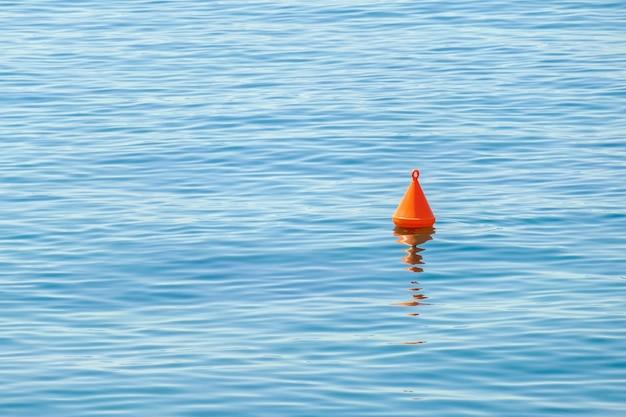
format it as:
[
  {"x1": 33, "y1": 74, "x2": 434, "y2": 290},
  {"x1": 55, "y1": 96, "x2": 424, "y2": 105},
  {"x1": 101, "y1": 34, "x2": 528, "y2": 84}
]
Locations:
[{"x1": 392, "y1": 169, "x2": 435, "y2": 228}]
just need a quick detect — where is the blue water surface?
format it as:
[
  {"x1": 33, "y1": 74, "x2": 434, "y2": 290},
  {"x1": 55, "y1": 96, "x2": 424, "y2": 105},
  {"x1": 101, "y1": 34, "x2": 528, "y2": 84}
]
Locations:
[{"x1": 2, "y1": 1, "x2": 626, "y2": 416}]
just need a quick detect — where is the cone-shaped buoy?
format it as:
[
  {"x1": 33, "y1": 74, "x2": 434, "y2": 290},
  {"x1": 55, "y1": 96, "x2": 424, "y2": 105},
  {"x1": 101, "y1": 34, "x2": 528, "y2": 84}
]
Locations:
[{"x1": 392, "y1": 169, "x2": 435, "y2": 228}]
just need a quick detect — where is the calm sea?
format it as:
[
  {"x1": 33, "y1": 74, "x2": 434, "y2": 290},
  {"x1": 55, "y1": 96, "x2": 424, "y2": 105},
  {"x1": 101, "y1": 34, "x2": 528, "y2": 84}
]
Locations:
[{"x1": 2, "y1": 1, "x2": 626, "y2": 416}]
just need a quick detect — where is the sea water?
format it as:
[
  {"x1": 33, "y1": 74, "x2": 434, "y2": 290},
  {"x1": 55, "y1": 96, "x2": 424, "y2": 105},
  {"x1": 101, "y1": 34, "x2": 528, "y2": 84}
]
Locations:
[{"x1": 1, "y1": 1, "x2": 626, "y2": 416}]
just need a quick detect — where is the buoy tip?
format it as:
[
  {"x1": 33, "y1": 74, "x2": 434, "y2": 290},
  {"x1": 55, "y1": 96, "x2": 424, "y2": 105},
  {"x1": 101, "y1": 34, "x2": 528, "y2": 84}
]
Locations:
[{"x1": 411, "y1": 169, "x2": 420, "y2": 180}]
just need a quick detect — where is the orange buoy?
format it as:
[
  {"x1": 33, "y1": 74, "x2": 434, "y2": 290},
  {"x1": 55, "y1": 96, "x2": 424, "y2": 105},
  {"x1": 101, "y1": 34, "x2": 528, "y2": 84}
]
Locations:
[{"x1": 392, "y1": 169, "x2": 435, "y2": 228}]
